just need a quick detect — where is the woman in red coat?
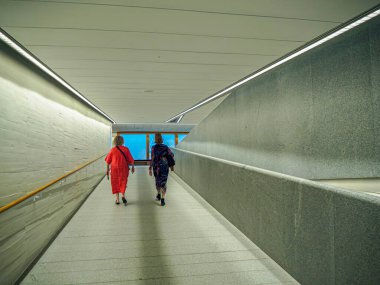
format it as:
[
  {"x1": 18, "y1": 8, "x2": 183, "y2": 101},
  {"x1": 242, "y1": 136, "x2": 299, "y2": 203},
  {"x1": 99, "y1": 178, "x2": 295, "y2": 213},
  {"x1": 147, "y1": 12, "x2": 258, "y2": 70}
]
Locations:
[{"x1": 105, "y1": 135, "x2": 135, "y2": 205}]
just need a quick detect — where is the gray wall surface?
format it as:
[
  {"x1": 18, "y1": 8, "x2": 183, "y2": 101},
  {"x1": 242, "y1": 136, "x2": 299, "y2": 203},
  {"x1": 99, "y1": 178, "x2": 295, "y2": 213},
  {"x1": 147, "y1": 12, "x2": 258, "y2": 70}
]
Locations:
[
  {"x1": 0, "y1": 41, "x2": 111, "y2": 284},
  {"x1": 178, "y1": 16, "x2": 380, "y2": 180},
  {"x1": 0, "y1": 159, "x2": 105, "y2": 285},
  {"x1": 0, "y1": 42, "x2": 111, "y2": 207},
  {"x1": 173, "y1": 148, "x2": 380, "y2": 285},
  {"x1": 173, "y1": 15, "x2": 380, "y2": 285}
]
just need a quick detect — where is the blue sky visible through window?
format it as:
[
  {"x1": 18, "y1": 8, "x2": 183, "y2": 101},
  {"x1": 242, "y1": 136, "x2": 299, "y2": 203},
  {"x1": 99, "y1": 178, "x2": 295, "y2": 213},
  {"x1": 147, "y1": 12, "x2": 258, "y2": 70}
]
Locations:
[
  {"x1": 121, "y1": 134, "x2": 146, "y2": 160},
  {"x1": 121, "y1": 133, "x2": 187, "y2": 160},
  {"x1": 178, "y1": 134, "x2": 187, "y2": 143}
]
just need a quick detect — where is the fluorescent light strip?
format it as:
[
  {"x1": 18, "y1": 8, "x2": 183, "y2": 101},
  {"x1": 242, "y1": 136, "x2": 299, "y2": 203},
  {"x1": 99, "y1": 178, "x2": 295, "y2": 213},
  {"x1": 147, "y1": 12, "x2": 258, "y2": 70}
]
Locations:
[
  {"x1": 166, "y1": 8, "x2": 380, "y2": 123},
  {"x1": 0, "y1": 30, "x2": 115, "y2": 124}
]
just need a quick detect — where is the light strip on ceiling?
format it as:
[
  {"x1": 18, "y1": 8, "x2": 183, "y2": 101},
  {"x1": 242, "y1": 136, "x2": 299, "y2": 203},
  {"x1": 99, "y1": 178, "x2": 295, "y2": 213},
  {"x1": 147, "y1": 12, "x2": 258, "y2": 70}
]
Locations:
[
  {"x1": 0, "y1": 29, "x2": 115, "y2": 124},
  {"x1": 166, "y1": 7, "x2": 380, "y2": 123},
  {"x1": 176, "y1": 115, "x2": 184, "y2": 123}
]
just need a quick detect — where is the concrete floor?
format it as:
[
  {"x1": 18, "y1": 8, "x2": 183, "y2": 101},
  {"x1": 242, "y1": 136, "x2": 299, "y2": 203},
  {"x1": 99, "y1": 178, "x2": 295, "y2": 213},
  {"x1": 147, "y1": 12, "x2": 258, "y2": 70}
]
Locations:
[{"x1": 21, "y1": 166, "x2": 298, "y2": 285}]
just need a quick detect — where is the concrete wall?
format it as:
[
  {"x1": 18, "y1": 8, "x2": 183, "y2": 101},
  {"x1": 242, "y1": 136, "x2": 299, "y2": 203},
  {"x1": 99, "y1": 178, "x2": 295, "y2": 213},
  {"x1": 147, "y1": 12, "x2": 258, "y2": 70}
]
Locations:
[
  {"x1": 0, "y1": 159, "x2": 105, "y2": 285},
  {"x1": 0, "y1": 42, "x2": 111, "y2": 207},
  {"x1": 0, "y1": 41, "x2": 111, "y2": 284},
  {"x1": 174, "y1": 148, "x2": 380, "y2": 285},
  {"x1": 174, "y1": 15, "x2": 380, "y2": 285},
  {"x1": 178, "y1": 16, "x2": 380, "y2": 180}
]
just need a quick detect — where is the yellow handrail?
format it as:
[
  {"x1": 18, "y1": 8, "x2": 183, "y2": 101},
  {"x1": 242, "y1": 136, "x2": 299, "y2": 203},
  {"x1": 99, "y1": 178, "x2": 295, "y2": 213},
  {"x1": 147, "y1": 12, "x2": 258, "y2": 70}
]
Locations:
[{"x1": 0, "y1": 154, "x2": 106, "y2": 214}]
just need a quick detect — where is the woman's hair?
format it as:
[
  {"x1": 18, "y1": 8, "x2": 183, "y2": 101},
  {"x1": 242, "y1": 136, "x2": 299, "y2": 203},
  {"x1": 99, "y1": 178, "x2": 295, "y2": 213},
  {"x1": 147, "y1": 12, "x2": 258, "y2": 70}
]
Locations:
[
  {"x1": 113, "y1": 135, "x2": 124, "y2": 146},
  {"x1": 155, "y1": 133, "x2": 163, "y2": 144}
]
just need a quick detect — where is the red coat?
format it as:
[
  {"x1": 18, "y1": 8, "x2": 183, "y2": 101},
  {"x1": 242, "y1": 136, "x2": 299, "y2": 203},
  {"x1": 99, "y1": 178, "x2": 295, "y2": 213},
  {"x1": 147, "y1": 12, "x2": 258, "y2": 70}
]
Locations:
[{"x1": 105, "y1": 146, "x2": 134, "y2": 194}]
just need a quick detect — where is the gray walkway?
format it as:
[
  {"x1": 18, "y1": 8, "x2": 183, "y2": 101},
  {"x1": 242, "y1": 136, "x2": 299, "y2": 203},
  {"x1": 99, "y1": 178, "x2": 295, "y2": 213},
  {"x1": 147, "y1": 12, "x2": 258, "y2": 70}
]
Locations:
[{"x1": 21, "y1": 166, "x2": 298, "y2": 285}]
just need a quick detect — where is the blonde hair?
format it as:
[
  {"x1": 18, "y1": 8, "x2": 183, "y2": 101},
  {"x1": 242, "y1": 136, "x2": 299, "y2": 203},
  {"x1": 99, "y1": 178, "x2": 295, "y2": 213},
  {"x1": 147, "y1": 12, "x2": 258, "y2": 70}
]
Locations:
[
  {"x1": 155, "y1": 133, "x2": 163, "y2": 144},
  {"x1": 113, "y1": 135, "x2": 124, "y2": 146}
]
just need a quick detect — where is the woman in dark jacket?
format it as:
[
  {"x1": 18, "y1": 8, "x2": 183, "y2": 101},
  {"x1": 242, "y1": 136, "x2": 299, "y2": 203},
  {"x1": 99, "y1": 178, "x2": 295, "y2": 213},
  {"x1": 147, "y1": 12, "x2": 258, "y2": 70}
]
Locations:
[{"x1": 149, "y1": 133, "x2": 174, "y2": 206}]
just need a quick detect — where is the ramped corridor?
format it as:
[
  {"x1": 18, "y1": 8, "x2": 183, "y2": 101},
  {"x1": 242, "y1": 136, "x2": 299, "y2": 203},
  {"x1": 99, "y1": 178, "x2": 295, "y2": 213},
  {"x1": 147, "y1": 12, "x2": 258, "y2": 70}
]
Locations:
[{"x1": 21, "y1": 167, "x2": 298, "y2": 285}]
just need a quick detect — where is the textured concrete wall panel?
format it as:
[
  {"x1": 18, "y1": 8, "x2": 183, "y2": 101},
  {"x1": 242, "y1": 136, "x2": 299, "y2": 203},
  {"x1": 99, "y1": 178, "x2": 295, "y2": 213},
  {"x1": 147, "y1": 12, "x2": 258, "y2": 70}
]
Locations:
[
  {"x1": 173, "y1": 148, "x2": 380, "y2": 285},
  {"x1": 370, "y1": 18, "x2": 380, "y2": 168},
  {"x1": 0, "y1": 159, "x2": 105, "y2": 285},
  {"x1": 0, "y1": 41, "x2": 111, "y2": 284},
  {"x1": 174, "y1": 14, "x2": 380, "y2": 285},
  {"x1": 178, "y1": 16, "x2": 380, "y2": 179},
  {"x1": 333, "y1": 193, "x2": 380, "y2": 284},
  {"x1": 0, "y1": 45, "x2": 111, "y2": 207}
]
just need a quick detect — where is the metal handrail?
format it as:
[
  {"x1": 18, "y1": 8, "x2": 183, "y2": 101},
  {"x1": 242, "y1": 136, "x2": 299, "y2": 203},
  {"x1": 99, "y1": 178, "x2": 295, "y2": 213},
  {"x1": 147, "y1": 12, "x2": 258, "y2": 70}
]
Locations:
[{"x1": 0, "y1": 154, "x2": 106, "y2": 214}]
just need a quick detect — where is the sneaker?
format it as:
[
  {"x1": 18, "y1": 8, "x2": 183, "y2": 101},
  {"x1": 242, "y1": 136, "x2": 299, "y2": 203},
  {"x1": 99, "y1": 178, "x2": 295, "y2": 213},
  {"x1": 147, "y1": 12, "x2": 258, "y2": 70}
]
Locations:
[
  {"x1": 161, "y1": 198, "x2": 165, "y2": 206},
  {"x1": 156, "y1": 193, "x2": 161, "y2": 201}
]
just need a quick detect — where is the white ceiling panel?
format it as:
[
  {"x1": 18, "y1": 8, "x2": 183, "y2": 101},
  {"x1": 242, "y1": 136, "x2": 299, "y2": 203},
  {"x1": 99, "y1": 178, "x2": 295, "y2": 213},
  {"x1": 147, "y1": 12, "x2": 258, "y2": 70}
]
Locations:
[{"x1": 0, "y1": 0, "x2": 378, "y2": 123}]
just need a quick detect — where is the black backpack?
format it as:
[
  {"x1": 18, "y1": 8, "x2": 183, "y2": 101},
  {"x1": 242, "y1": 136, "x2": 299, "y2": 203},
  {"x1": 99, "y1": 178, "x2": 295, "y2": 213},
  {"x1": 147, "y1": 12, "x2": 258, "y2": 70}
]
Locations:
[{"x1": 166, "y1": 151, "x2": 175, "y2": 167}]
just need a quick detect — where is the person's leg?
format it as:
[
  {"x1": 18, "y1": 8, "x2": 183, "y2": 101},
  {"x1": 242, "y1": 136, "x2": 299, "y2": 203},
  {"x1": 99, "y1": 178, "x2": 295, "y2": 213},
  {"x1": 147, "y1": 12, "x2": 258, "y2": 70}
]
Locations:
[
  {"x1": 161, "y1": 188, "x2": 166, "y2": 199},
  {"x1": 159, "y1": 167, "x2": 169, "y2": 206},
  {"x1": 111, "y1": 177, "x2": 120, "y2": 205},
  {"x1": 156, "y1": 169, "x2": 168, "y2": 206},
  {"x1": 160, "y1": 186, "x2": 166, "y2": 206},
  {"x1": 154, "y1": 171, "x2": 161, "y2": 200},
  {"x1": 121, "y1": 183, "x2": 127, "y2": 205}
]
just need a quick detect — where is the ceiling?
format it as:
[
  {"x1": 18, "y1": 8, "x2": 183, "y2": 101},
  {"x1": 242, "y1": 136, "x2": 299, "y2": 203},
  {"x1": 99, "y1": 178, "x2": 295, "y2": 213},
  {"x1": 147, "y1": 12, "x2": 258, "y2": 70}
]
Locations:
[{"x1": 0, "y1": 0, "x2": 378, "y2": 124}]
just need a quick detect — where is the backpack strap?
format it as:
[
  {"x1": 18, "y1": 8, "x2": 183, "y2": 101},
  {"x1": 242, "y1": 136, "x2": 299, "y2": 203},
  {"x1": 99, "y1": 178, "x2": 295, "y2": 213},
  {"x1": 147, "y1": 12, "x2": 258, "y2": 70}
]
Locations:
[{"x1": 116, "y1": 146, "x2": 128, "y2": 163}]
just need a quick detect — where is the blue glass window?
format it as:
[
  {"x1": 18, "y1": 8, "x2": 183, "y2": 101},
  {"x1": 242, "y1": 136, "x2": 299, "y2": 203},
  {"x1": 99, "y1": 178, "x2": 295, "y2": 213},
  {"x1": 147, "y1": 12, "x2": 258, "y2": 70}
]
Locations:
[
  {"x1": 162, "y1": 134, "x2": 175, "y2": 148},
  {"x1": 121, "y1": 134, "x2": 146, "y2": 160},
  {"x1": 178, "y1": 134, "x2": 187, "y2": 143},
  {"x1": 149, "y1": 134, "x2": 155, "y2": 155},
  {"x1": 120, "y1": 133, "x2": 187, "y2": 160}
]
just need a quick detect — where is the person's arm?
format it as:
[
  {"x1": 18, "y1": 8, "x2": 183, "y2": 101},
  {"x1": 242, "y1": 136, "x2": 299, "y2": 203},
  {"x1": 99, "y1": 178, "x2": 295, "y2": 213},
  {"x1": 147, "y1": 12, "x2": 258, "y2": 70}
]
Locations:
[
  {"x1": 168, "y1": 146, "x2": 174, "y2": 171},
  {"x1": 129, "y1": 161, "x2": 135, "y2": 174},
  {"x1": 126, "y1": 148, "x2": 135, "y2": 174},
  {"x1": 149, "y1": 147, "x2": 154, "y2": 176},
  {"x1": 106, "y1": 164, "x2": 110, "y2": 180},
  {"x1": 105, "y1": 151, "x2": 112, "y2": 180}
]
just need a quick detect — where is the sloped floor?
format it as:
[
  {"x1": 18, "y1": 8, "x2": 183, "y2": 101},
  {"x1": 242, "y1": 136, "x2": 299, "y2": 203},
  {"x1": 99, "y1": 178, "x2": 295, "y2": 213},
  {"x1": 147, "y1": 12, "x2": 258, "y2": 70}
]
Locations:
[{"x1": 21, "y1": 166, "x2": 299, "y2": 285}]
